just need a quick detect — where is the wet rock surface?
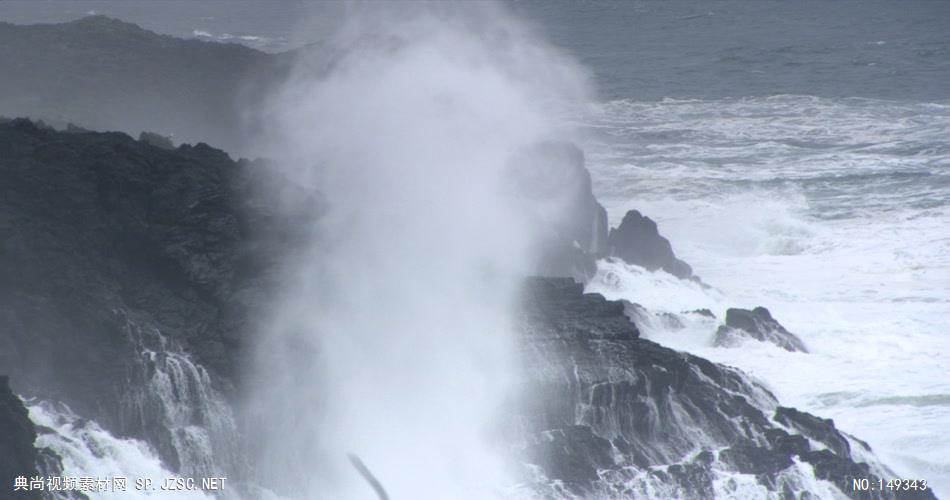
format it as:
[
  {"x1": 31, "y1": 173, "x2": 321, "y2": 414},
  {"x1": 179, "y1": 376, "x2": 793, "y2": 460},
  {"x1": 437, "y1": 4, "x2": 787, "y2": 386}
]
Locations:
[
  {"x1": 715, "y1": 306, "x2": 809, "y2": 352},
  {"x1": 515, "y1": 278, "x2": 933, "y2": 499}
]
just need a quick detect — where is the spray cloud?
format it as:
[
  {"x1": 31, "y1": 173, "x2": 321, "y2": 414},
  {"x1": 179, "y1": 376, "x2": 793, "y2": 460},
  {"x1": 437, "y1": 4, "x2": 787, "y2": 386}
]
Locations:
[{"x1": 247, "y1": 4, "x2": 590, "y2": 498}]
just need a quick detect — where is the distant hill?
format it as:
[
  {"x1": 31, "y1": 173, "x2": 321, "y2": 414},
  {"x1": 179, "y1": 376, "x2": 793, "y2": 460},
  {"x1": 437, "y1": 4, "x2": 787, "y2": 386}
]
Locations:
[{"x1": 0, "y1": 16, "x2": 294, "y2": 155}]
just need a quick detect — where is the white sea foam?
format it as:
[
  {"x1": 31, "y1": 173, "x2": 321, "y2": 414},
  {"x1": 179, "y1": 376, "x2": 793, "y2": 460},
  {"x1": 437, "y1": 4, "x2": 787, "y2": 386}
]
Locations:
[
  {"x1": 582, "y1": 95, "x2": 950, "y2": 496},
  {"x1": 29, "y1": 403, "x2": 212, "y2": 500}
]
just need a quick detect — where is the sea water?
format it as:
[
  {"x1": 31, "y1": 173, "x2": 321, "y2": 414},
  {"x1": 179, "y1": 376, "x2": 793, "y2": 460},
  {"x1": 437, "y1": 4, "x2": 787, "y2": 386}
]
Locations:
[{"x1": 583, "y1": 95, "x2": 950, "y2": 495}]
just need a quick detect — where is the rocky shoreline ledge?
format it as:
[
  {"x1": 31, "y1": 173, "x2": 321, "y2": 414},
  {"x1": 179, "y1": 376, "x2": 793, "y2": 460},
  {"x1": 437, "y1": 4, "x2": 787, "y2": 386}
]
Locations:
[{"x1": 0, "y1": 118, "x2": 935, "y2": 498}]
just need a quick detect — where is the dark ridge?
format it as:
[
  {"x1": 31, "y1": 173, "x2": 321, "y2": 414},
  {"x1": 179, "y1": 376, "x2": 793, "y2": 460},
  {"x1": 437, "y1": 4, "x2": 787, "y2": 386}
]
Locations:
[{"x1": 0, "y1": 16, "x2": 294, "y2": 155}]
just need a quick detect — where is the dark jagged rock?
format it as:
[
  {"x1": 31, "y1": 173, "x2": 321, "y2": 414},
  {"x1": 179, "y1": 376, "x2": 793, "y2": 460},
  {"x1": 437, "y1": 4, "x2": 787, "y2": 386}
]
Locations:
[
  {"x1": 0, "y1": 120, "x2": 316, "y2": 459},
  {"x1": 0, "y1": 376, "x2": 41, "y2": 499},
  {"x1": 515, "y1": 278, "x2": 932, "y2": 499},
  {"x1": 607, "y1": 209, "x2": 694, "y2": 279},
  {"x1": 0, "y1": 16, "x2": 293, "y2": 155},
  {"x1": 715, "y1": 306, "x2": 808, "y2": 352},
  {"x1": 511, "y1": 142, "x2": 608, "y2": 281}
]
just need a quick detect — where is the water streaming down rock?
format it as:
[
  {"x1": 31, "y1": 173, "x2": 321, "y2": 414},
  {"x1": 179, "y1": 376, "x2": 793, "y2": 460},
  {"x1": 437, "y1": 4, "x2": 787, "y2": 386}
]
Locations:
[
  {"x1": 118, "y1": 314, "x2": 238, "y2": 480},
  {"x1": 16, "y1": 315, "x2": 243, "y2": 499},
  {"x1": 0, "y1": 117, "x2": 288, "y2": 493}
]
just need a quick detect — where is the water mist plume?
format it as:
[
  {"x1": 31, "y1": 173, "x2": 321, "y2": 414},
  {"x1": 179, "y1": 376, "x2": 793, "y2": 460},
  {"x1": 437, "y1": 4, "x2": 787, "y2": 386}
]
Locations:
[{"x1": 246, "y1": 3, "x2": 590, "y2": 498}]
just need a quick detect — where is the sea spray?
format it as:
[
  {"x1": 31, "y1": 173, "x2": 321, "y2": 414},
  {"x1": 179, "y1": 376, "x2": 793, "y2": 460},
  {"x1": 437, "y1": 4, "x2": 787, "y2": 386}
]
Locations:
[{"x1": 245, "y1": 3, "x2": 590, "y2": 498}]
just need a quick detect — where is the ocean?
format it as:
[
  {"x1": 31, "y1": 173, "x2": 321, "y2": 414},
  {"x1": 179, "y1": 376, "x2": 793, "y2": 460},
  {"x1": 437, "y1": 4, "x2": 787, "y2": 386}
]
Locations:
[{"x1": 2, "y1": 0, "x2": 948, "y2": 496}]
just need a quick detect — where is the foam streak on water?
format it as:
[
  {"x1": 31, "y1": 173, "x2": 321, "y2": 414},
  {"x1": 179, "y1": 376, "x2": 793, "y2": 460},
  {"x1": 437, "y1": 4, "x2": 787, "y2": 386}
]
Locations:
[{"x1": 583, "y1": 95, "x2": 950, "y2": 496}]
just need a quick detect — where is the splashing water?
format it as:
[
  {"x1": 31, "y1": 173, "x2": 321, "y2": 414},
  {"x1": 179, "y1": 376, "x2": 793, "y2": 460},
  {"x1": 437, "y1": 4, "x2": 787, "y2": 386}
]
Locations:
[
  {"x1": 581, "y1": 95, "x2": 950, "y2": 496},
  {"x1": 119, "y1": 318, "x2": 239, "y2": 481},
  {"x1": 30, "y1": 402, "x2": 213, "y2": 500},
  {"x1": 25, "y1": 313, "x2": 246, "y2": 499},
  {"x1": 245, "y1": 4, "x2": 590, "y2": 499}
]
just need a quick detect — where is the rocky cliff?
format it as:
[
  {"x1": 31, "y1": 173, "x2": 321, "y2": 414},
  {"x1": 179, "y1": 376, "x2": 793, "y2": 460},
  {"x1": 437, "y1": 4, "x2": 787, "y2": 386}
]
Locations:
[{"x1": 0, "y1": 118, "x2": 320, "y2": 477}]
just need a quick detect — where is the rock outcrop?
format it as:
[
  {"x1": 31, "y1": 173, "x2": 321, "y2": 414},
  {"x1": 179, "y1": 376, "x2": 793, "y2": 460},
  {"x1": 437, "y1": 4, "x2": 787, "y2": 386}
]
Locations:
[
  {"x1": 715, "y1": 306, "x2": 808, "y2": 352},
  {"x1": 607, "y1": 209, "x2": 694, "y2": 279},
  {"x1": 0, "y1": 376, "x2": 41, "y2": 499},
  {"x1": 514, "y1": 278, "x2": 926, "y2": 499}
]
